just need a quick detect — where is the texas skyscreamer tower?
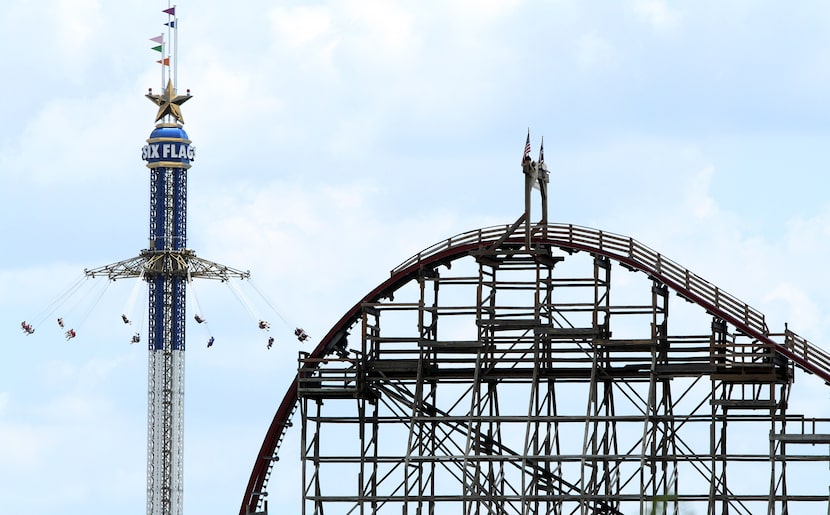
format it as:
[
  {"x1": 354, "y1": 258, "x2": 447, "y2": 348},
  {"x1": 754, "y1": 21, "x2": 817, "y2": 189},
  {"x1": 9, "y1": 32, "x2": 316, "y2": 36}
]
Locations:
[{"x1": 84, "y1": 7, "x2": 249, "y2": 515}]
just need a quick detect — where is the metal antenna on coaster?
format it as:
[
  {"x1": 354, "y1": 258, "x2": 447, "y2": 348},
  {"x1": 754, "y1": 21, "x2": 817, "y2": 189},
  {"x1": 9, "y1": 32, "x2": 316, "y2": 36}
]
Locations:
[{"x1": 84, "y1": 6, "x2": 250, "y2": 515}]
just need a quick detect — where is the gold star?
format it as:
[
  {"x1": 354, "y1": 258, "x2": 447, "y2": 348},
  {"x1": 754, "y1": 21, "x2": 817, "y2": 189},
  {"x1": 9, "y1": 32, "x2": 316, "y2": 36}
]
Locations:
[{"x1": 146, "y1": 79, "x2": 192, "y2": 123}]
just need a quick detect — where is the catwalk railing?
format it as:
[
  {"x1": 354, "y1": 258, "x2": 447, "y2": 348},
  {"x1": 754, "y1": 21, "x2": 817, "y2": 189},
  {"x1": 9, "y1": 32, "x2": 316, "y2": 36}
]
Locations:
[{"x1": 391, "y1": 222, "x2": 830, "y2": 383}]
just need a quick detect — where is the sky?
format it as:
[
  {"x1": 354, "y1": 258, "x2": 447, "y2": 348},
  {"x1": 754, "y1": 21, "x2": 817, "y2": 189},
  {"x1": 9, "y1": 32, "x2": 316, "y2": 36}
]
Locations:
[{"x1": 1, "y1": 0, "x2": 830, "y2": 514}]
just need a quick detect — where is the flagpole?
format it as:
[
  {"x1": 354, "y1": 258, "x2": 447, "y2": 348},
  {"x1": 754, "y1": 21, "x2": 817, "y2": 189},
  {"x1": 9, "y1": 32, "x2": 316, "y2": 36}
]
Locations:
[
  {"x1": 522, "y1": 130, "x2": 533, "y2": 250},
  {"x1": 174, "y1": 15, "x2": 179, "y2": 91},
  {"x1": 166, "y1": 3, "x2": 173, "y2": 92},
  {"x1": 538, "y1": 137, "x2": 549, "y2": 239},
  {"x1": 162, "y1": 40, "x2": 166, "y2": 92}
]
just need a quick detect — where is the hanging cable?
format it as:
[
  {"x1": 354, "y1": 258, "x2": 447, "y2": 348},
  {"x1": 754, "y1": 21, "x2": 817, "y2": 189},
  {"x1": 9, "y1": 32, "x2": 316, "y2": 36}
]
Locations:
[
  {"x1": 121, "y1": 272, "x2": 146, "y2": 326},
  {"x1": 247, "y1": 278, "x2": 290, "y2": 327},
  {"x1": 225, "y1": 278, "x2": 264, "y2": 327},
  {"x1": 54, "y1": 276, "x2": 107, "y2": 338},
  {"x1": 132, "y1": 279, "x2": 149, "y2": 346},
  {"x1": 75, "y1": 278, "x2": 113, "y2": 332},
  {"x1": 64, "y1": 277, "x2": 108, "y2": 323},
  {"x1": 226, "y1": 279, "x2": 281, "y2": 345},
  {"x1": 187, "y1": 275, "x2": 206, "y2": 324},
  {"x1": 246, "y1": 278, "x2": 311, "y2": 343},
  {"x1": 187, "y1": 276, "x2": 213, "y2": 346},
  {"x1": 52, "y1": 277, "x2": 111, "y2": 341},
  {"x1": 28, "y1": 273, "x2": 88, "y2": 330}
]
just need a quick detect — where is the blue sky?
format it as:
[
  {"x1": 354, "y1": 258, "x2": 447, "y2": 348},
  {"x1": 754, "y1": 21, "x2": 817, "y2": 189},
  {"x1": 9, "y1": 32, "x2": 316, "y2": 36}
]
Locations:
[{"x1": 2, "y1": 1, "x2": 830, "y2": 514}]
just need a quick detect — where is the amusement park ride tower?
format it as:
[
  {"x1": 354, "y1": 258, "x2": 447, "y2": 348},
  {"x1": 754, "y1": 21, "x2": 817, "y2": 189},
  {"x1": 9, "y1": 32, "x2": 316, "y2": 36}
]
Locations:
[{"x1": 84, "y1": 8, "x2": 249, "y2": 515}]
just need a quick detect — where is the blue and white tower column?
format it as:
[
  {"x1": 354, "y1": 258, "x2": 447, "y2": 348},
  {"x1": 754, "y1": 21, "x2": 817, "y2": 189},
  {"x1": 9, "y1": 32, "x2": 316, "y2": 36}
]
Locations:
[
  {"x1": 84, "y1": 38, "x2": 249, "y2": 515},
  {"x1": 144, "y1": 108, "x2": 192, "y2": 515}
]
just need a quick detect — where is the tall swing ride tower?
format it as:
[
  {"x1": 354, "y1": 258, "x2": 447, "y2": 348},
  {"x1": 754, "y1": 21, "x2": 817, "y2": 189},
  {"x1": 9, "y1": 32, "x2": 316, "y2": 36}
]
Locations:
[{"x1": 84, "y1": 7, "x2": 249, "y2": 515}]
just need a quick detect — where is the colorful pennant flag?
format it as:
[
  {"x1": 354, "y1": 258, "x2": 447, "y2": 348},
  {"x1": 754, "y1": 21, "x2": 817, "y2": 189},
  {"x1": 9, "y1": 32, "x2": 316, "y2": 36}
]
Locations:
[
  {"x1": 157, "y1": 57, "x2": 171, "y2": 66},
  {"x1": 151, "y1": 45, "x2": 163, "y2": 52},
  {"x1": 150, "y1": 34, "x2": 164, "y2": 44},
  {"x1": 163, "y1": 7, "x2": 176, "y2": 15},
  {"x1": 165, "y1": 21, "x2": 176, "y2": 28}
]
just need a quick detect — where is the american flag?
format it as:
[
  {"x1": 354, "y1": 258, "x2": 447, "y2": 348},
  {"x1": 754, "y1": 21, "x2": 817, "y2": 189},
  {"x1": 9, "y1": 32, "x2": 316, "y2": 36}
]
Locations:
[{"x1": 523, "y1": 131, "x2": 531, "y2": 162}]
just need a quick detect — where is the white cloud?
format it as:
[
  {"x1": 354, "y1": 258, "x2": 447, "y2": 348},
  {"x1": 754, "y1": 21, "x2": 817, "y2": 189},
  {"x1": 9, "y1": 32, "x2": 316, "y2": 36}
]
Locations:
[
  {"x1": 269, "y1": 6, "x2": 334, "y2": 48},
  {"x1": 0, "y1": 421, "x2": 55, "y2": 470},
  {"x1": 0, "y1": 93, "x2": 144, "y2": 187},
  {"x1": 343, "y1": 1, "x2": 417, "y2": 61},
  {"x1": 632, "y1": 0, "x2": 681, "y2": 32},
  {"x1": 685, "y1": 165, "x2": 718, "y2": 219},
  {"x1": 53, "y1": 0, "x2": 103, "y2": 57},
  {"x1": 764, "y1": 282, "x2": 822, "y2": 338},
  {"x1": 446, "y1": 0, "x2": 520, "y2": 22},
  {"x1": 576, "y1": 31, "x2": 620, "y2": 71}
]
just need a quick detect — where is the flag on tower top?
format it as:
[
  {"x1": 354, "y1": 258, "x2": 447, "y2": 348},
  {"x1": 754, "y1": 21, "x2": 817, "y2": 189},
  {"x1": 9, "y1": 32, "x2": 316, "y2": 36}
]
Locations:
[
  {"x1": 538, "y1": 137, "x2": 544, "y2": 164},
  {"x1": 522, "y1": 130, "x2": 531, "y2": 163},
  {"x1": 163, "y1": 7, "x2": 176, "y2": 15}
]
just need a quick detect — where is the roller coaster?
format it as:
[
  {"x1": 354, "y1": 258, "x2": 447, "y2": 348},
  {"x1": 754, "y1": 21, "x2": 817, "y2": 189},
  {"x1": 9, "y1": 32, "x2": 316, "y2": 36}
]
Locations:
[{"x1": 241, "y1": 219, "x2": 830, "y2": 515}]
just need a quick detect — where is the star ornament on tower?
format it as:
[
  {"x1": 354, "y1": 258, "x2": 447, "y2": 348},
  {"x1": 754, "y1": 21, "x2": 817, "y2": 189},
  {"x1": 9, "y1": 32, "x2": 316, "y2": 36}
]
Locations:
[{"x1": 146, "y1": 79, "x2": 192, "y2": 123}]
